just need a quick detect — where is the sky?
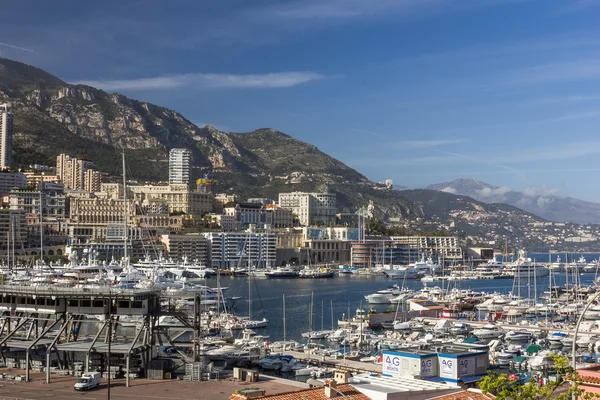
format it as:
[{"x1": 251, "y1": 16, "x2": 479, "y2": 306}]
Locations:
[{"x1": 2, "y1": 0, "x2": 600, "y2": 201}]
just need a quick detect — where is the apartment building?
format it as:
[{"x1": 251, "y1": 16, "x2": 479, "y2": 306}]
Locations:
[
  {"x1": 129, "y1": 184, "x2": 213, "y2": 219},
  {"x1": 278, "y1": 192, "x2": 336, "y2": 226},
  {"x1": 202, "y1": 232, "x2": 276, "y2": 269},
  {"x1": 160, "y1": 233, "x2": 209, "y2": 264},
  {"x1": 0, "y1": 104, "x2": 13, "y2": 170}
]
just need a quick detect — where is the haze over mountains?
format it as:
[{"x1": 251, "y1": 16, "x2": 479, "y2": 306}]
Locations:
[{"x1": 426, "y1": 178, "x2": 600, "y2": 225}]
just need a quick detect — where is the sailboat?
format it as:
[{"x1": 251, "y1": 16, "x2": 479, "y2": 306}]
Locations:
[
  {"x1": 115, "y1": 152, "x2": 148, "y2": 288},
  {"x1": 243, "y1": 245, "x2": 268, "y2": 329},
  {"x1": 301, "y1": 297, "x2": 332, "y2": 339}
]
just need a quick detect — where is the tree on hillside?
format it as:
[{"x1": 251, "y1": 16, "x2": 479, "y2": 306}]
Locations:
[{"x1": 478, "y1": 354, "x2": 600, "y2": 399}]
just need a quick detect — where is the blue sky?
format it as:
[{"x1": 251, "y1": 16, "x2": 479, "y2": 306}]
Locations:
[{"x1": 2, "y1": 0, "x2": 600, "y2": 201}]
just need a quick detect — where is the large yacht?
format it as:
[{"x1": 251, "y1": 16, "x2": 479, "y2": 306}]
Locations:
[{"x1": 502, "y1": 250, "x2": 549, "y2": 278}]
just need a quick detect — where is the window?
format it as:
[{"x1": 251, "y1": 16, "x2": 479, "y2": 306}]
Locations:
[
  {"x1": 93, "y1": 300, "x2": 104, "y2": 308},
  {"x1": 81, "y1": 300, "x2": 91, "y2": 307},
  {"x1": 68, "y1": 300, "x2": 79, "y2": 307}
]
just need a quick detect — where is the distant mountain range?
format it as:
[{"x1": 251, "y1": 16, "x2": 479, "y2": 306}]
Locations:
[{"x1": 426, "y1": 178, "x2": 600, "y2": 225}]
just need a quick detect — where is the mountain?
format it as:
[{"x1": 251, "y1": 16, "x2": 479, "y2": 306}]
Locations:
[
  {"x1": 396, "y1": 189, "x2": 551, "y2": 250},
  {"x1": 426, "y1": 178, "x2": 600, "y2": 225},
  {"x1": 0, "y1": 58, "x2": 413, "y2": 216},
  {"x1": 0, "y1": 58, "x2": 555, "y2": 248}
]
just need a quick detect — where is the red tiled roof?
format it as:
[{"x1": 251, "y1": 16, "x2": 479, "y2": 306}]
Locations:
[
  {"x1": 428, "y1": 390, "x2": 495, "y2": 400},
  {"x1": 580, "y1": 375, "x2": 600, "y2": 386},
  {"x1": 229, "y1": 384, "x2": 371, "y2": 400}
]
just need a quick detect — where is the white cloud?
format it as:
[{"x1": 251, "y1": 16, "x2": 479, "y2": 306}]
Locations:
[
  {"x1": 441, "y1": 186, "x2": 457, "y2": 194},
  {"x1": 522, "y1": 186, "x2": 560, "y2": 198},
  {"x1": 261, "y1": 0, "x2": 525, "y2": 21},
  {"x1": 536, "y1": 197, "x2": 554, "y2": 209},
  {"x1": 0, "y1": 41, "x2": 35, "y2": 53},
  {"x1": 74, "y1": 71, "x2": 326, "y2": 91},
  {"x1": 476, "y1": 186, "x2": 511, "y2": 198}
]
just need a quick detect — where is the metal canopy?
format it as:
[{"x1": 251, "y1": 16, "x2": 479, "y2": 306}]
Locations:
[
  {"x1": 0, "y1": 285, "x2": 158, "y2": 300},
  {"x1": 3, "y1": 338, "x2": 55, "y2": 349},
  {"x1": 55, "y1": 340, "x2": 147, "y2": 354}
]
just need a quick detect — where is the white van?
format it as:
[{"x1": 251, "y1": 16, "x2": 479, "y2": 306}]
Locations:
[{"x1": 74, "y1": 372, "x2": 101, "y2": 391}]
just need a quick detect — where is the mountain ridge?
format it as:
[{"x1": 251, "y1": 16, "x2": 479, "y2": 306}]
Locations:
[
  {"x1": 426, "y1": 178, "x2": 600, "y2": 225},
  {"x1": 0, "y1": 57, "x2": 561, "y2": 250}
]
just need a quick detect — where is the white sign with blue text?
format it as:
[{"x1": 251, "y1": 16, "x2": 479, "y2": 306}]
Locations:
[
  {"x1": 440, "y1": 357, "x2": 454, "y2": 378},
  {"x1": 383, "y1": 354, "x2": 402, "y2": 375}
]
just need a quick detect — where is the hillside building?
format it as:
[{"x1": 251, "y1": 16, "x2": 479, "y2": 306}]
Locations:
[
  {"x1": 56, "y1": 154, "x2": 100, "y2": 192},
  {"x1": 0, "y1": 104, "x2": 13, "y2": 170},
  {"x1": 160, "y1": 233, "x2": 209, "y2": 264},
  {"x1": 168, "y1": 148, "x2": 191, "y2": 185},
  {"x1": 278, "y1": 191, "x2": 336, "y2": 226},
  {"x1": 202, "y1": 231, "x2": 276, "y2": 269},
  {"x1": 128, "y1": 184, "x2": 213, "y2": 220},
  {"x1": 0, "y1": 173, "x2": 26, "y2": 196}
]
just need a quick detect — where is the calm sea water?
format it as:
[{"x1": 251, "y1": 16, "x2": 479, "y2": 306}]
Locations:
[
  {"x1": 528, "y1": 253, "x2": 600, "y2": 263},
  {"x1": 206, "y1": 271, "x2": 598, "y2": 342}
]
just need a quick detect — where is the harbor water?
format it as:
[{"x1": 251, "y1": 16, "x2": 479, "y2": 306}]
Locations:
[{"x1": 207, "y1": 271, "x2": 599, "y2": 342}]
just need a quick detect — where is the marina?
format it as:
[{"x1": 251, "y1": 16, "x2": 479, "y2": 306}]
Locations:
[{"x1": 2, "y1": 251, "x2": 600, "y2": 398}]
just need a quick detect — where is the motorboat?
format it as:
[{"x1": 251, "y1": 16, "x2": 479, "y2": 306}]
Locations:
[
  {"x1": 547, "y1": 332, "x2": 567, "y2": 345},
  {"x1": 496, "y1": 345, "x2": 522, "y2": 366},
  {"x1": 505, "y1": 331, "x2": 533, "y2": 342},
  {"x1": 472, "y1": 323, "x2": 505, "y2": 339},
  {"x1": 302, "y1": 330, "x2": 332, "y2": 340},
  {"x1": 243, "y1": 317, "x2": 268, "y2": 329},
  {"x1": 265, "y1": 267, "x2": 299, "y2": 278},
  {"x1": 365, "y1": 292, "x2": 394, "y2": 304}
]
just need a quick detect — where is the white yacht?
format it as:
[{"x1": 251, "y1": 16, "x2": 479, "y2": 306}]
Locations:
[
  {"x1": 549, "y1": 255, "x2": 565, "y2": 272},
  {"x1": 265, "y1": 267, "x2": 299, "y2": 278},
  {"x1": 472, "y1": 323, "x2": 505, "y2": 339},
  {"x1": 502, "y1": 250, "x2": 549, "y2": 278}
]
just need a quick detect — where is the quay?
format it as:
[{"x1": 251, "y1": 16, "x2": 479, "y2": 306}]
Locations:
[
  {"x1": 282, "y1": 350, "x2": 382, "y2": 374},
  {"x1": 0, "y1": 369, "x2": 306, "y2": 400}
]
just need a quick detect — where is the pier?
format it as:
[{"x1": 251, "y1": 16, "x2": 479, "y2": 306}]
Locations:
[{"x1": 282, "y1": 350, "x2": 382, "y2": 374}]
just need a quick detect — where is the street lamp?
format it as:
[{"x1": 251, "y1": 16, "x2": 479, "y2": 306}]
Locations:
[{"x1": 571, "y1": 290, "x2": 600, "y2": 371}]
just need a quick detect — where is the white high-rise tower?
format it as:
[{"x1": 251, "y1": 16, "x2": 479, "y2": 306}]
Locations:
[
  {"x1": 0, "y1": 104, "x2": 13, "y2": 170},
  {"x1": 169, "y1": 148, "x2": 191, "y2": 185}
]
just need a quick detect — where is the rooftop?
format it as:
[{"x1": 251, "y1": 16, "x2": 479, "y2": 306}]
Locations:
[
  {"x1": 351, "y1": 374, "x2": 460, "y2": 393},
  {"x1": 229, "y1": 383, "x2": 369, "y2": 400},
  {"x1": 0, "y1": 285, "x2": 158, "y2": 300},
  {"x1": 429, "y1": 390, "x2": 496, "y2": 400}
]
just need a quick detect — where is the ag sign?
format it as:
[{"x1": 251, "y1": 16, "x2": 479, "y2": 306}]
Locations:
[
  {"x1": 383, "y1": 354, "x2": 401, "y2": 375},
  {"x1": 440, "y1": 358, "x2": 454, "y2": 377},
  {"x1": 421, "y1": 358, "x2": 434, "y2": 377},
  {"x1": 460, "y1": 358, "x2": 475, "y2": 376}
]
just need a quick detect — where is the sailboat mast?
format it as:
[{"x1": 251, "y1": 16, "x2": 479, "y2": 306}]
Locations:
[
  {"x1": 122, "y1": 152, "x2": 128, "y2": 261},
  {"x1": 321, "y1": 300, "x2": 324, "y2": 332},
  {"x1": 39, "y1": 192, "x2": 43, "y2": 262},
  {"x1": 248, "y1": 274, "x2": 252, "y2": 319},
  {"x1": 330, "y1": 300, "x2": 334, "y2": 330},
  {"x1": 310, "y1": 292, "x2": 314, "y2": 332},
  {"x1": 283, "y1": 294, "x2": 286, "y2": 343}
]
